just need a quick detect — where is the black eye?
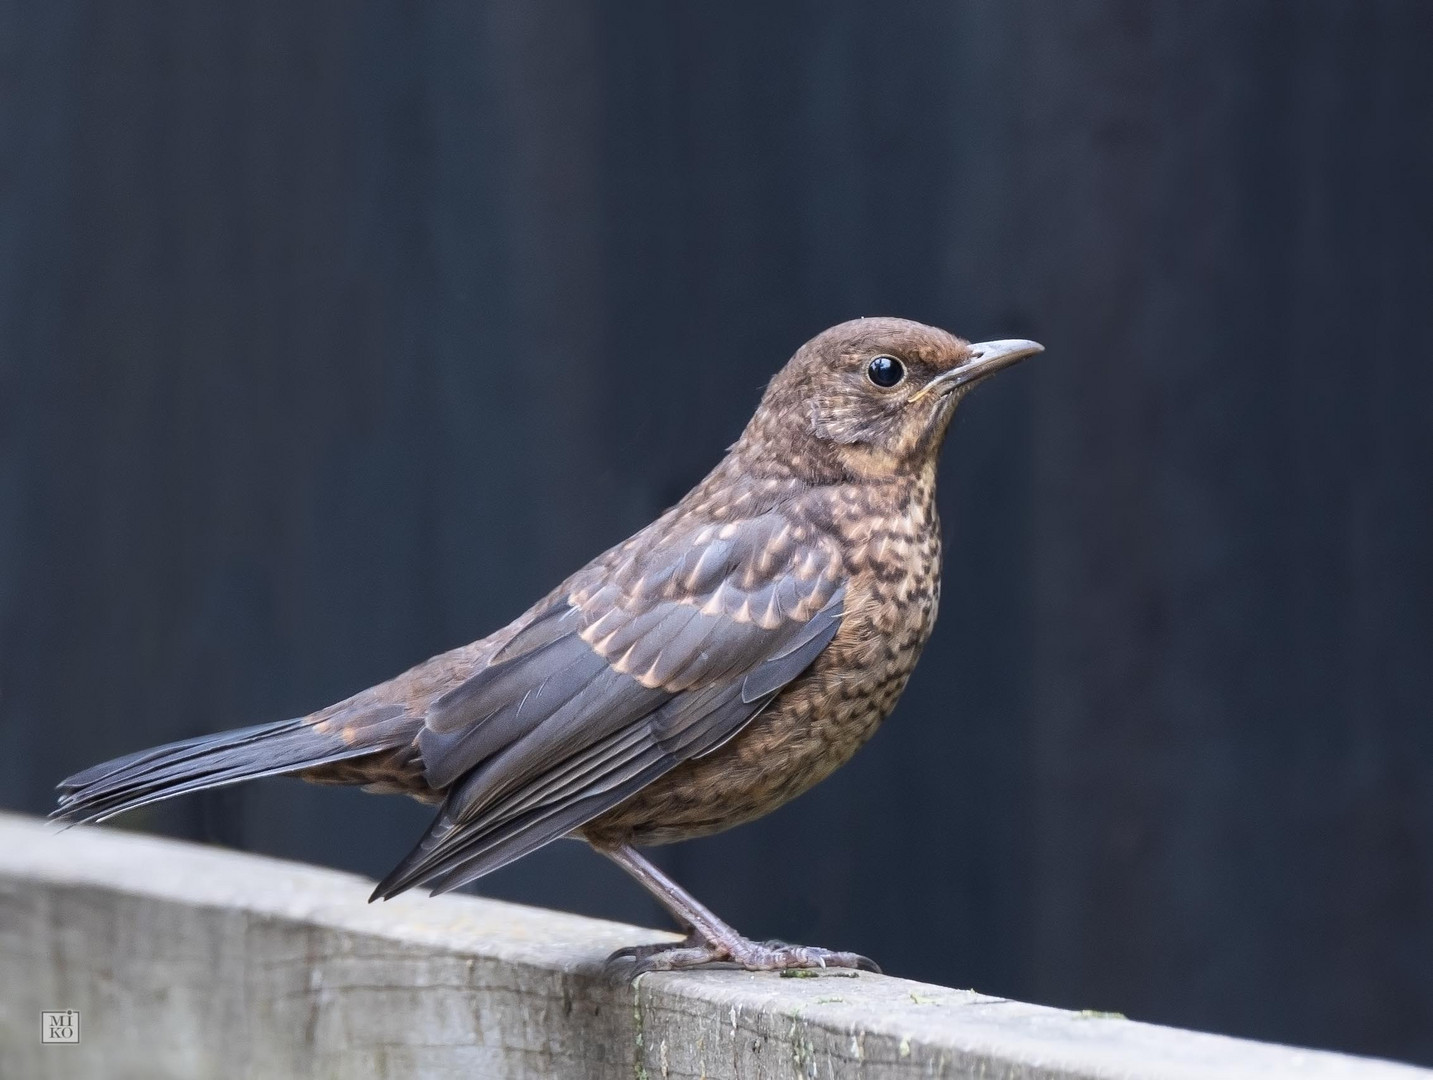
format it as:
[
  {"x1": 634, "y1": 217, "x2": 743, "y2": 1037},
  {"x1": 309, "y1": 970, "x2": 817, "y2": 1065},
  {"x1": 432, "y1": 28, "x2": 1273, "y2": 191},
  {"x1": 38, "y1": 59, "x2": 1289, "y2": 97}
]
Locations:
[{"x1": 866, "y1": 355, "x2": 905, "y2": 388}]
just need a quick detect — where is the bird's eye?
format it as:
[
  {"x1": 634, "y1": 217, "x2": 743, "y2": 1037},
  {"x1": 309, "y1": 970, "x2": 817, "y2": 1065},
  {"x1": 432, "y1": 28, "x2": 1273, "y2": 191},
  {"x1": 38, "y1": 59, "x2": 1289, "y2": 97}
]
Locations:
[{"x1": 866, "y1": 355, "x2": 905, "y2": 388}]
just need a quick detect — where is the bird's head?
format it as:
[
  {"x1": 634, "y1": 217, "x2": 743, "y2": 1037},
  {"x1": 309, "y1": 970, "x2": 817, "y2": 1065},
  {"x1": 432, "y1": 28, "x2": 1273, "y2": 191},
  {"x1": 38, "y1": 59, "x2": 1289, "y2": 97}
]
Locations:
[{"x1": 744, "y1": 317, "x2": 1043, "y2": 482}]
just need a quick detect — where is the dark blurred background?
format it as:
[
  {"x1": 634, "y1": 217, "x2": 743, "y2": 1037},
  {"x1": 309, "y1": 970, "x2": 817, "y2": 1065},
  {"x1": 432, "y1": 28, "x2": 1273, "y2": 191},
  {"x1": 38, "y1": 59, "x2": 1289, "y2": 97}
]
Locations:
[{"x1": 2, "y1": 0, "x2": 1431, "y2": 1066}]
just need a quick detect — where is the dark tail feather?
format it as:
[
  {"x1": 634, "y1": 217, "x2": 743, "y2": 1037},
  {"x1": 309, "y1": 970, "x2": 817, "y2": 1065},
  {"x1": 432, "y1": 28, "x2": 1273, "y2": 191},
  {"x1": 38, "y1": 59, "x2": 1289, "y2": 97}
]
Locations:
[{"x1": 54, "y1": 705, "x2": 411, "y2": 825}]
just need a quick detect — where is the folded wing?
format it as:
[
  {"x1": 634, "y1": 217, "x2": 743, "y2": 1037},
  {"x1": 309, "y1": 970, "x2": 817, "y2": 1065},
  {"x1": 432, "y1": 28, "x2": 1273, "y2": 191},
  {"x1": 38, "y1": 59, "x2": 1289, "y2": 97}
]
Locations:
[{"x1": 372, "y1": 508, "x2": 844, "y2": 899}]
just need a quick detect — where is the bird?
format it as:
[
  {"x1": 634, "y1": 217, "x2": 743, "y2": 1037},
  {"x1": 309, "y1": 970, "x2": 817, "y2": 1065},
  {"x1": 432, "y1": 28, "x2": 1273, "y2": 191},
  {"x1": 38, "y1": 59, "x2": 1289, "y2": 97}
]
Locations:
[{"x1": 55, "y1": 317, "x2": 1042, "y2": 974}]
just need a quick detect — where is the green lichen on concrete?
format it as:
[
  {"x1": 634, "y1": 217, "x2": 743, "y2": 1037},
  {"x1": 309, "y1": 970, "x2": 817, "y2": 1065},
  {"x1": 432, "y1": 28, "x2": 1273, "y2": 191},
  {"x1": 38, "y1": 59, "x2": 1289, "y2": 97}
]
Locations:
[
  {"x1": 631, "y1": 982, "x2": 649, "y2": 1080},
  {"x1": 789, "y1": 1024, "x2": 820, "y2": 1077}
]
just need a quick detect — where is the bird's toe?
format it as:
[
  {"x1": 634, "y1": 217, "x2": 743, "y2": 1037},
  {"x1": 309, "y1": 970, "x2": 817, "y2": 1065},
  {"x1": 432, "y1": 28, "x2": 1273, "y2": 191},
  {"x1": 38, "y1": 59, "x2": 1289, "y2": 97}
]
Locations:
[
  {"x1": 604, "y1": 934, "x2": 720, "y2": 979},
  {"x1": 625, "y1": 944, "x2": 728, "y2": 976},
  {"x1": 728, "y1": 940, "x2": 880, "y2": 973}
]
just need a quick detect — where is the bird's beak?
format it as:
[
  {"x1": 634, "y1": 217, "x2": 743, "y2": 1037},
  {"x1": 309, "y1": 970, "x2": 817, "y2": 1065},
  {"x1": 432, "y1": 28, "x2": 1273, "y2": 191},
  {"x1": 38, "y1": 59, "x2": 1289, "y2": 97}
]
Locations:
[{"x1": 945, "y1": 338, "x2": 1044, "y2": 390}]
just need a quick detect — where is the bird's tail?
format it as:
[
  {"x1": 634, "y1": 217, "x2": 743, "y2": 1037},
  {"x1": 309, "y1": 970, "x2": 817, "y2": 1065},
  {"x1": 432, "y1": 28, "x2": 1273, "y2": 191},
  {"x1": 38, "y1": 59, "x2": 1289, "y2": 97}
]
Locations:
[{"x1": 54, "y1": 703, "x2": 416, "y2": 825}]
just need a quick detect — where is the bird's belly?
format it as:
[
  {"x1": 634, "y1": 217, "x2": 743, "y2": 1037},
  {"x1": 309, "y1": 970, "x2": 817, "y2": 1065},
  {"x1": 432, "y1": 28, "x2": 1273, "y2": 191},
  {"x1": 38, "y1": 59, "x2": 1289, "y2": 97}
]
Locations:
[{"x1": 583, "y1": 590, "x2": 935, "y2": 848}]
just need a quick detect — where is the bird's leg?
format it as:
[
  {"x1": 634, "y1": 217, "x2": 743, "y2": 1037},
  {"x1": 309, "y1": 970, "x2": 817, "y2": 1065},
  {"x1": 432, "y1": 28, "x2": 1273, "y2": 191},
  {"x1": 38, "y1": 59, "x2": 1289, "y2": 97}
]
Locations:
[{"x1": 600, "y1": 844, "x2": 880, "y2": 976}]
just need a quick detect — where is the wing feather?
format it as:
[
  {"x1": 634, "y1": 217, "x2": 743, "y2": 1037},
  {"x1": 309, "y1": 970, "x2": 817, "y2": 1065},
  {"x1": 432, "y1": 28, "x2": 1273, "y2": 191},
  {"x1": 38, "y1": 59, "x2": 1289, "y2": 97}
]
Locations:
[{"x1": 371, "y1": 507, "x2": 845, "y2": 901}]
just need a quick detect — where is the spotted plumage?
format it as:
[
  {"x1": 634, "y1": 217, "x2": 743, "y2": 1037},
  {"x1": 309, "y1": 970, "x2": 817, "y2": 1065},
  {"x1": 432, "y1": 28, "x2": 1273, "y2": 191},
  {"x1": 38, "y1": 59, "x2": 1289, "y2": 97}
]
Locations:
[{"x1": 55, "y1": 317, "x2": 1041, "y2": 974}]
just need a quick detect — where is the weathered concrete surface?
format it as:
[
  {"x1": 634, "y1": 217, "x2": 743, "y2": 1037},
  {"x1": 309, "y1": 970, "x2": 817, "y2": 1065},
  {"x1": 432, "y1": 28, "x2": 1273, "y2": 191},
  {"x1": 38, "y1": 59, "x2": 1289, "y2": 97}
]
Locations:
[{"x1": 0, "y1": 812, "x2": 1425, "y2": 1080}]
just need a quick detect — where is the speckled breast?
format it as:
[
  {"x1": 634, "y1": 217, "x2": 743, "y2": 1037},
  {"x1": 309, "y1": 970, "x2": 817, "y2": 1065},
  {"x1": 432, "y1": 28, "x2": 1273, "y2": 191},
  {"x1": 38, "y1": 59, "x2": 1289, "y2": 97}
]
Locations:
[{"x1": 583, "y1": 474, "x2": 943, "y2": 848}]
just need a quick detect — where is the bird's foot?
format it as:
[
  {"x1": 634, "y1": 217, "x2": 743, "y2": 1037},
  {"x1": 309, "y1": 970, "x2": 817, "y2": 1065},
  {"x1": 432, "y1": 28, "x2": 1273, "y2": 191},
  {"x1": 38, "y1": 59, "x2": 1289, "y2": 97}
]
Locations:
[{"x1": 605, "y1": 935, "x2": 879, "y2": 977}]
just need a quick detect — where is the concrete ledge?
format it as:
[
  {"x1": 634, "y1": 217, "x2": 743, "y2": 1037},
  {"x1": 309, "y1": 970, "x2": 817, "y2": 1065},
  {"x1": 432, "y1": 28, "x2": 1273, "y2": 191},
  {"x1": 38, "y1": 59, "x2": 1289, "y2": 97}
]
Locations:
[{"x1": 0, "y1": 812, "x2": 1425, "y2": 1080}]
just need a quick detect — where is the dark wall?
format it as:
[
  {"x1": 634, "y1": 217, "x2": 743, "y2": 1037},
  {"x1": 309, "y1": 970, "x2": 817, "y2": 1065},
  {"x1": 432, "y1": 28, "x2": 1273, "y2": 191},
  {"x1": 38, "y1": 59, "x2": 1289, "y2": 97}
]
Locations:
[{"x1": 3, "y1": 0, "x2": 1431, "y2": 1065}]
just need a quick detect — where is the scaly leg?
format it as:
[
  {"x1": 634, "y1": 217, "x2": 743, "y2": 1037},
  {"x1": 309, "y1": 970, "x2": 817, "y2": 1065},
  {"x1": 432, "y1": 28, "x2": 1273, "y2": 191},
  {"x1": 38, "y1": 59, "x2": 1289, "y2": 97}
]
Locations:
[{"x1": 601, "y1": 844, "x2": 880, "y2": 976}]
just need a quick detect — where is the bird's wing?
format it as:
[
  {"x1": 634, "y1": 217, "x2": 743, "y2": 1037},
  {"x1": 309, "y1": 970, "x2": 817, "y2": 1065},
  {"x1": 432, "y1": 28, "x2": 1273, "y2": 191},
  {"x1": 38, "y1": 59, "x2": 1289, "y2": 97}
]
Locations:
[{"x1": 371, "y1": 507, "x2": 845, "y2": 899}]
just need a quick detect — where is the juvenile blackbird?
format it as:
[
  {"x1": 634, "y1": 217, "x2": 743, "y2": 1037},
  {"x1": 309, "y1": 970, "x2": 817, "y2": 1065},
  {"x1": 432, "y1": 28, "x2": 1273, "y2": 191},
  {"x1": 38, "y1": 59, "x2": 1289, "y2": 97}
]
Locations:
[{"x1": 56, "y1": 317, "x2": 1041, "y2": 974}]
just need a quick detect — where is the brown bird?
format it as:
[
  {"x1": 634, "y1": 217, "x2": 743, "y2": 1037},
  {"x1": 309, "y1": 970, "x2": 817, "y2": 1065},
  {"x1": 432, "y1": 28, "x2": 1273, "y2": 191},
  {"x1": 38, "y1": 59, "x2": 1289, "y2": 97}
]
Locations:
[{"x1": 55, "y1": 317, "x2": 1041, "y2": 974}]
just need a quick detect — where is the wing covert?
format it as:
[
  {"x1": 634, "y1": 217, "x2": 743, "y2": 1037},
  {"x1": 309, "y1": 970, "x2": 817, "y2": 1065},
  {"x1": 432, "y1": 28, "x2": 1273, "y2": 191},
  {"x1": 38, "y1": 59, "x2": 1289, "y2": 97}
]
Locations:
[{"x1": 373, "y1": 508, "x2": 845, "y2": 900}]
